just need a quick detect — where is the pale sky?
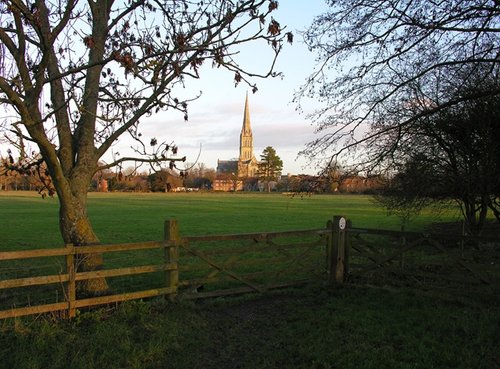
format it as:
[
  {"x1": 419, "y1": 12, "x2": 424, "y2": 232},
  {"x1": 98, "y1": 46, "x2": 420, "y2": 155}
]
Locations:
[{"x1": 110, "y1": 1, "x2": 330, "y2": 175}]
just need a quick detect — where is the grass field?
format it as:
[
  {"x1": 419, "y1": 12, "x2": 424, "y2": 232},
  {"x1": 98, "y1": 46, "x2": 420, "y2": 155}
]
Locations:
[
  {"x1": 0, "y1": 191, "x2": 463, "y2": 249},
  {"x1": 0, "y1": 191, "x2": 498, "y2": 369},
  {"x1": 0, "y1": 286, "x2": 498, "y2": 369}
]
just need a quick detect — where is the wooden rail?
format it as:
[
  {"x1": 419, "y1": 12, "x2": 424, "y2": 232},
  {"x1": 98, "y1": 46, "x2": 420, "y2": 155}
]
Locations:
[
  {"x1": 345, "y1": 224, "x2": 499, "y2": 295},
  {"x1": 0, "y1": 224, "x2": 179, "y2": 319},
  {"x1": 178, "y1": 226, "x2": 329, "y2": 296}
]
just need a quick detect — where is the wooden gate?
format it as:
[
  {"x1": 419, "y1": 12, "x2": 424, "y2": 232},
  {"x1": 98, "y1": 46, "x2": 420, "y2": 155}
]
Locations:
[
  {"x1": 343, "y1": 224, "x2": 499, "y2": 298},
  {"x1": 171, "y1": 222, "x2": 328, "y2": 299}
]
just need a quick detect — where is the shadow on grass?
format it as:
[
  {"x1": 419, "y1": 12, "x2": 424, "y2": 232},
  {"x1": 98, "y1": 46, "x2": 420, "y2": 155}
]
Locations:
[{"x1": 1, "y1": 285, "x2": 498, "y2": 369}]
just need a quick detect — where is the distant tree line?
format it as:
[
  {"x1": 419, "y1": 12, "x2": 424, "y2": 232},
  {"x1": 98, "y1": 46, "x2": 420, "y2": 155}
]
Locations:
[
  {"x1": 2, "y1": 154, "x2": 383, "y2": 195},
  {"x1": 88, "y1": 163, "x2": 218, "y2": 193}
]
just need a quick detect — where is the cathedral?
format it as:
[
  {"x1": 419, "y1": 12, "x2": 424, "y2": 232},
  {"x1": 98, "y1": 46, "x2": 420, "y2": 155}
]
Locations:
[{"x1": 214, "y1": 94, "x2": 259, "y2": 190}]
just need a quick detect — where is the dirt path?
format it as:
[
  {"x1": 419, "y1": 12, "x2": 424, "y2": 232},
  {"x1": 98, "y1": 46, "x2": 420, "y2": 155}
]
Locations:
[{"x1": 193, "y1": 291, "x2": 312, "y2": 369}]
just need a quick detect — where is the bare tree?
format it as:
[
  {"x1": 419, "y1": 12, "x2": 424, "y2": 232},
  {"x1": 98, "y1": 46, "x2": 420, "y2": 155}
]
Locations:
[
  {"x1": 373, "y1": 72, "x2": 500, "y2": 234},
  {"x1": 297, "y1": 0, "x2": 500, "y2": 171},
  {"x1": 0, "y1": 0, "x2": 291, "y2": 293}
]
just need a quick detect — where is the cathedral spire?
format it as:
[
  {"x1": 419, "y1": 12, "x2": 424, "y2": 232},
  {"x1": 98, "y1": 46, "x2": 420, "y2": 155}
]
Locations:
[
  {"x1": 242, "y1": 92, "x2": 252, "y2": 134},
  {"x1": 239, "y1": 92, "x2": 253, "y2": 162}
]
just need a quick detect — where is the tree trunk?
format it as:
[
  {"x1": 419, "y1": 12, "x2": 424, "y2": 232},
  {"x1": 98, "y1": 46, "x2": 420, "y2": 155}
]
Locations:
[
  {"x1": 488, "y1": 195, "x2": 500, "y2": 223},
  {"x1": 461, "y1": 194, "x2": 488, "y2": 236},
  {"x1": 59, "y1": 189, "x2": 109, "y2": 296}
]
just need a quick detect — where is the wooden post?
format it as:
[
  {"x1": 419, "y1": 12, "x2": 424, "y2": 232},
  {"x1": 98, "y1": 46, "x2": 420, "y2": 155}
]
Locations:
[
  {"x1": 164, "y1": 219, "x2": 180, "y2": 301},
  {"x1": 328, "y1": 216, "x2": 347, "y2": 285},
  {"x1": 335, "y1": 216, "x2": 347, "y2": 283},
  {"x1": 65, "y1": 244, "x2": 76, "y2": 318}
]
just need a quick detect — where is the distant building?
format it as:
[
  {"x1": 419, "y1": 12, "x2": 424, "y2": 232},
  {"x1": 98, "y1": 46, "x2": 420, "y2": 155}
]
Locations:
[
  {"x1": 216, "y1": 159, "x2": 238, "y2": 176},
  {"x1": 214, "y1": 94, "x2": 259, "y2": 191},
  {"x1": 212, "y1": 176, "x2": 243, "y2": 192}
]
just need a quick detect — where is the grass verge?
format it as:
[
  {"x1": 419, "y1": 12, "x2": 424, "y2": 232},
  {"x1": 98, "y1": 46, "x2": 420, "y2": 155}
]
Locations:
[{"x1": 0, "y1": 285, "x2": 498, "y2": 369}]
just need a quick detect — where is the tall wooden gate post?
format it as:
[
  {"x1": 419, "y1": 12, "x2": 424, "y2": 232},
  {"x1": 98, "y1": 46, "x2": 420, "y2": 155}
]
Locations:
[
  {"x1": 164, "y1": 219, "x2": 180, "y2": 301},
  {"x1": 327, "y1": 216, "x2": 348, "y2": 285}
]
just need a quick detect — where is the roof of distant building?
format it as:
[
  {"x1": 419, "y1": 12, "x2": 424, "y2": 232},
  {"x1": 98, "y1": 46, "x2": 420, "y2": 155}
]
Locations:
[{"x1": 217, "y1": 160, "x2": 238, "y2": 173}]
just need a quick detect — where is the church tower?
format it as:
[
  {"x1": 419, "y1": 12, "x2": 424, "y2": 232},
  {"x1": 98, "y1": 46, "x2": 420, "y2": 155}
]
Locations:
[
  {"x1": 216, "y1": 93, "x2": 259, "y2": 183},
  {"x1": 239, "y1": 93, "x2": 253, "y2": 162}
]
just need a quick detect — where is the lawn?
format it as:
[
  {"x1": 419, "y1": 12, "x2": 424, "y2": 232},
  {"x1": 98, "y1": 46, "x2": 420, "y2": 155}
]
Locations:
[
  {"x1": 0, "y1": 286, "x2": 498, "y2": 369},
  {"x1": 0, "y1": 191, "x2": 463, "y2": 249},
  {"x1": 0, "y1": 191, "x2": 497, "y2": 369}
]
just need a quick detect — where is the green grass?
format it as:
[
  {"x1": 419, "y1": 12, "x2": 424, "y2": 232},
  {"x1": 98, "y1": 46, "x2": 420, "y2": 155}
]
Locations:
[
  {"x1": 0, "y1": 191, "x2": 497, "y2": 369},
  {"x1": 0, "y1": 191, "x2": 463, "y2": 301},
  {"x1": 0, "y1": 286, "x2": 498, "y2": 369},
  {"x1": 0, "y1": 191, "x2": 463, "y2": 250}
]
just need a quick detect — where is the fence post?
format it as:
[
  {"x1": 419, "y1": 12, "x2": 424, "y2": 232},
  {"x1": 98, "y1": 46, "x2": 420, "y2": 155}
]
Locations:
[
  {"x1": 327, "y1": 216, "x2": 347, "y2": 285},
  {"x1": 65, "y1": 244, "x2": 76, "y2": 318},
  {"x1": 164, "y1": 219, "x2": 180, "y2": 301}
]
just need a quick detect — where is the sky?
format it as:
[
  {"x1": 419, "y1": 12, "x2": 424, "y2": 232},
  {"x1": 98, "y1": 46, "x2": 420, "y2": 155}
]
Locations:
[{"x1": 109, "y1": 1, "x2": 331, "y2": 175}]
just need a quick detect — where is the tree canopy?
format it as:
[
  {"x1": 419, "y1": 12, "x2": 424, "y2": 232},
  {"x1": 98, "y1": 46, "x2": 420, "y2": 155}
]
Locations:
[
  {"x1": 375, "y1": 77, "x2": 500, "y2": 233},
  {"x1": 257, "y1": 145, "x2": 282, "y2": 191},
  {"x1": 298, "y1": 0, "x2": 500, "y2": 170},
  {"x1": 298, "y1": 0, "x2": 500, "y2": 232}
]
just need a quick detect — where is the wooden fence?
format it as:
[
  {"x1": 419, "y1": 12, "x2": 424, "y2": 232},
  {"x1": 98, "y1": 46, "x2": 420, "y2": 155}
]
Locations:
[
  {"x1": 0, "y1": 241, "x2": 178, "y2": 319},
  {"x1": 344, "y1": 222, "x2": 500, "y2": 298},
  {"x1": 0, "y1": 216, "x2": 498, "y2": 319}
]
